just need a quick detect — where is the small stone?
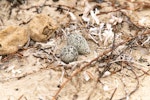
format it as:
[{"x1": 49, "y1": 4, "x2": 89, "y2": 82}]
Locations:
[
  {"x1": 60, "y1": 45, "x2": 78, "y2": 64},
  {"x1": 28, "y1": 14, "x2": 58, "y2": 42},
  {"x1": 0, "y1": 26, "x2": 28, "y2": 55},
  {"x1": 67, "y1": 33, "x2": 90, "y2": 55}
]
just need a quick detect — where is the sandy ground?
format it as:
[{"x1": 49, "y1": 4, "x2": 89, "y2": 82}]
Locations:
[{"x1": 0, "y1": 0, "x2": 150, "y2": 100}]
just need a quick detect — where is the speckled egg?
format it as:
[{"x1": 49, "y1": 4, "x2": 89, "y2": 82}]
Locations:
[
  {"x1": 67, "y1": 33, "x2": 90, "y2": 55},
  {"x1": 60, "y1": 45, "x2": 78, "y2": 64}
]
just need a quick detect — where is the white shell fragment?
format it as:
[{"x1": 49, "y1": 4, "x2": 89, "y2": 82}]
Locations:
[
  {"x1": 103, "y1": 71, "x2": 111, "y2": 77},
  {"x1": 67, "y1": 33, "x2": 90, "y2": 55},
  {"x1": 103, "y1": 85, "x2": 109, "y2": 91},
  {"x1": 60, "y1": 45, "x2": 78, "y2": 64},
  {"x1": 83, "y1": 71, "x2": 90, "y2": 81}
]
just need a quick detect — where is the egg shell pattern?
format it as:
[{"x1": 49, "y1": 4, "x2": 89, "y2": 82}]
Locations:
[
  {"x1": 60, "y1": 45, "x2": 78, "y2": 64},
  {"x1": 67, "y1": 33, "x2": 90, "y2": 54}
]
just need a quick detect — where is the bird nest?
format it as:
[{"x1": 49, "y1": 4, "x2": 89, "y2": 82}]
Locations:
[{"x1": 0, "y1": 0, "x2": 150, "y2": 100}]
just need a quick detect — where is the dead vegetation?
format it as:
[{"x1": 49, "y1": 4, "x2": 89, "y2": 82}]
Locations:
[{"x1": 0, "y1": 0, "x2": 150, "y2": 100}]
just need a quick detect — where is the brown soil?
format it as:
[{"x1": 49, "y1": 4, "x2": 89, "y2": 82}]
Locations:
[{"x1": 0, "y1": 0, "x2": 150, "y2": 100}]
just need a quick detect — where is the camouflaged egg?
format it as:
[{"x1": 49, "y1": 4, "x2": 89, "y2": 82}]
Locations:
[
  {"x1": 60, "y1": 45, "x2": 78, "y2": 64},
  {"x1": 67, "y1": 33, "x2": 90, "y2": 55}
]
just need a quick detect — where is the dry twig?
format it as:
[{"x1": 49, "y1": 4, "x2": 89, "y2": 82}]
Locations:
[
  {"x1": 52, "y1": 29, "x2": 150, "y2": 100},
  {"x1": 110, "y1": 88, "x2": 117, "y2": 100},
  {"x1": 118, "y1": 62, "x2": 139, "y2": 100}
]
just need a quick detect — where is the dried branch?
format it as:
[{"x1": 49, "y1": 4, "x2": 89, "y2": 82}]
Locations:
[
  {"x1": 110, "y1": 88, "x2": 117, "y2": 100},
  {"x1": 52, "y1": 29, "x2": 150, "y2": 100},
  {"x1": 118, "y1": 62, "x2": 140, "y2": 100}
]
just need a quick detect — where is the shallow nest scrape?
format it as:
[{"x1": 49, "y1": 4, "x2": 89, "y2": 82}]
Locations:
[{"x1": 0, "y1": 0, "x2": 150, "y2": 100}]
